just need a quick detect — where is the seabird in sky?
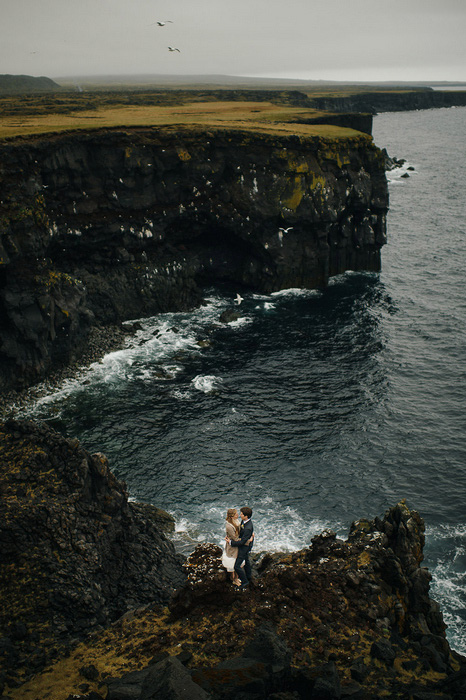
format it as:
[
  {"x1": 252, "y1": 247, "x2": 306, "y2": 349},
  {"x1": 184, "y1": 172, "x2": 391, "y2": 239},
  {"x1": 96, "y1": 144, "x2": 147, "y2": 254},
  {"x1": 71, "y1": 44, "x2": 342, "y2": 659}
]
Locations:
[
  {"x1": 168, "y1": 46, "x2": 180, "y2": 52},
  {"x1": 152, "y1": 21, "x2": 173, "y2": 26}
]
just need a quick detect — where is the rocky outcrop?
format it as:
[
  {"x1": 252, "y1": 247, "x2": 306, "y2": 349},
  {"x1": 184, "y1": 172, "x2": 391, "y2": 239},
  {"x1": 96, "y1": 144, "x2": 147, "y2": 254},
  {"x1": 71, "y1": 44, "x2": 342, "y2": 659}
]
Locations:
[
  {"x1": 0, "y1": 419, "x2": 185, "y2": 682},
  {"x1": 0, "y1": 420, "x2": 464, "y2": 698},
  {"x1": 162, "y1": 502, "x2": 466, "y2": 699},
  {"x1": 12, "y1": 499, "x2": 462, "y2": 700},
  {"x1": 0, "y1": 126, "x2": 388, "y2": 389}
]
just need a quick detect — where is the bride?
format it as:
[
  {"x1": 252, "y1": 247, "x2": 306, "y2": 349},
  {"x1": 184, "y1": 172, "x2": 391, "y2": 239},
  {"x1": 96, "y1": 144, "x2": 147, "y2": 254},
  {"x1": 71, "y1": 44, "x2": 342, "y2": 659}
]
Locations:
[{"x1": 222, "y1": 508, "x2": 243, "y2": 586}]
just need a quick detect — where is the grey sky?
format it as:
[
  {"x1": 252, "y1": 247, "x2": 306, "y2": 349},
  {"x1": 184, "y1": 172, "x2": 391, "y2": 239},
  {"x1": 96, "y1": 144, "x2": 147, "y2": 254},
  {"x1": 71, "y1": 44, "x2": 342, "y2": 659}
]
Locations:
[{"x1": 1, "y1": 0, "x2": 465, "y2": 82}]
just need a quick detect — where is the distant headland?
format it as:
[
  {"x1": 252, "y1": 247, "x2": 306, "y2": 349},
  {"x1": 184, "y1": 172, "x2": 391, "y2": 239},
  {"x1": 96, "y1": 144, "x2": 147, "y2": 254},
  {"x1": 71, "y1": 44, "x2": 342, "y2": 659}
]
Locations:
[{"x1": 0, "y1": 74, "x2": 61, "y2": 94}]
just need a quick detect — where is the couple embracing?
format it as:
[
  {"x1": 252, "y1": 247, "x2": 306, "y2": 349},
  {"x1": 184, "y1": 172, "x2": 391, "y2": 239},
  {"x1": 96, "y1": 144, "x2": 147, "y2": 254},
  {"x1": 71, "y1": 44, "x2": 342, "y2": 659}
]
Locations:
[{"x1": 222, "y1": 506, "x2": 254, "y2": 590}]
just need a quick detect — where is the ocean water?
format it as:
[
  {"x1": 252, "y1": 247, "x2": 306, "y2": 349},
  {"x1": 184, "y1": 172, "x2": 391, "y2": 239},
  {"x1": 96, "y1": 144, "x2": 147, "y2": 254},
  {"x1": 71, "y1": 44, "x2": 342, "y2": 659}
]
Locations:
[{"x1": 22, "y1": 107, "x2": 466, "y2": 653}]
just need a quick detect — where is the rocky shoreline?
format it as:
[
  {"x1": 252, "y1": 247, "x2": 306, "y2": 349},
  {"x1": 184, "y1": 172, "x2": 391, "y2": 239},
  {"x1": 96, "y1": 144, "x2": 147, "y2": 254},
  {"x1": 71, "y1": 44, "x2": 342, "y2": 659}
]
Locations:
[
  {"x1": 0, "y1": 323, "x2": 134, "y2": 420},
  {"x1": 1, "y1": 419, "x2": 466, "y2": 699}
]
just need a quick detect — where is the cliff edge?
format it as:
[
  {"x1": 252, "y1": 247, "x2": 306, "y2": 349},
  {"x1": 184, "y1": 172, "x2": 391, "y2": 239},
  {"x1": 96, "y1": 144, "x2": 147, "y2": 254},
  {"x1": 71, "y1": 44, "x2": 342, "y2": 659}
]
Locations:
[
  {"x1": 1, "y1": 420, "x2": 465, "y2": 699},
  {"x1": 0, "y1": 125, "x2": 388, "y2": 391},
  {"x1": 0, "y1": 419, "x2": 185, "y2": 686}
]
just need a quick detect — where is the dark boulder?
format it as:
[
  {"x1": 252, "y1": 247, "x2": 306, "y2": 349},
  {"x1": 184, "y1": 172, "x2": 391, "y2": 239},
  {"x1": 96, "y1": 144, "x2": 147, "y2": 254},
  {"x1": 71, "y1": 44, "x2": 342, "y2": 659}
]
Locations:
[
  {"x1": 370, "y1": 639, "x2": 396, "y2": 667},
  {"x1": 140, "y1": 657, "x2": 212, "y2": 700},
  {"x1": 242, "y1": 623, "x2": 292, "y2": 669},
  {"x1": 169, "y1": 543, "x2": 233, "y2": 617},
  {"x1": 219, "y1": 308, "x2": 241, "y2": 323},
  {"x1": 106, "y1": 668, "x2": 154, "y2": 700}
]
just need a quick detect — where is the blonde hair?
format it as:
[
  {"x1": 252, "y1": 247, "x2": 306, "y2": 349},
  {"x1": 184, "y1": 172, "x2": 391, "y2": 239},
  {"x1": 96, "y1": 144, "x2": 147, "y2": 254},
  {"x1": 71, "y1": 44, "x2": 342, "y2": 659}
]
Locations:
[{"x1": 226, "y1": 508, "x2": 240, "y2": 537}]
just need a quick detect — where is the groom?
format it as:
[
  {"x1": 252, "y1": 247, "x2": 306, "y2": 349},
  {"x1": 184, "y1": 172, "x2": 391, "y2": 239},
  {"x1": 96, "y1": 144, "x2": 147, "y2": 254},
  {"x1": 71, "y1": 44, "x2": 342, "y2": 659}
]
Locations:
[{"x1": 226, "y1": 506, "x2": 254, "y2": 590}]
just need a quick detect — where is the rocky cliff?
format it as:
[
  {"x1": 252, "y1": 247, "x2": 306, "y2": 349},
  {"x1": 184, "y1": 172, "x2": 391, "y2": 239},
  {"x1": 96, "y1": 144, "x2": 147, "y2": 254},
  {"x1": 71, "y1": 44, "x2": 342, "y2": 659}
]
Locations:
[
  {"x1": 1, "y1": 420, "x2": 465, "y2": 699},
  {"x1": 305, "y1": 88, "x2": 466, "y2": 114},
  {"x1": 0, "y1": 126, "x2": 388, "y2": 390},
  {"x1": 0, "y1": 419, "x2": 185, "y2": 686}
]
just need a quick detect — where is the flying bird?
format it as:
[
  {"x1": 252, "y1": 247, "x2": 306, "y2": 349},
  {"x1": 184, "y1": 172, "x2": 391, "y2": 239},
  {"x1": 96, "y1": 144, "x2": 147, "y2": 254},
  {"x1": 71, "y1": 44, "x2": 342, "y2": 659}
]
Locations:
[
  {"x1": 152, "y1": 20, "x2": 173, "y2": 26},
  {"x1": 168, "y1": 46, "x2": 180, "y2": 52},
  {"x1": 278, "y1": 227, "x2": 293, "y2": 233},
  {"x1": 235, "y1": 293, "x2": 244, "y2": 305}
]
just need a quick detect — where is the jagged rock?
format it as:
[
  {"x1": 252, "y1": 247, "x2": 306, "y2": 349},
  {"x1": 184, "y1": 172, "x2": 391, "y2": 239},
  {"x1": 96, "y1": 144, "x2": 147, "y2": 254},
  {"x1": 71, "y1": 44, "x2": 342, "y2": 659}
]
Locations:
[
  {"x1": 169, "y1": 543, "x2": 233, "y2": 617},
  {"x1": 219, "y1": 308, "x2": 241, "y2": 323},
  {"x1": 1, "y1": 421, "x2": 465, "y2": 700},
  {"x1": 166, "y1": 499, "x2": 465, "y2": 698},
  {"x1": 193, "y1": 658, "x2": 269, "y2": 699},
  {"x1": 242, "y1": 623, "x2": 292, "y2": 669},
  {"x1": 339, "y1": 681, "x2": 364, "y2": 699},
  {"x1": 349, "y1": 659, "x2": 369, "y2": 683},
  {"x1": 106, "y1": 668, "x2": 153, "y2": 700},
  {"x1": 0, "y1": 419, "x2": 185, "y2": 678},
  {"x1": 311, "y1": 661, "x2": 341, "y2": 699},
  {"x1": 370, "y1": 639, "x2": 396, "y2": 666},
  {"x1": 79, "y1": 664, "x2": 100, "y2": 681},
  {"x1": 140, "y1": 657, "x2": 211, "y2": 700},
  {"x1": 295, "y1": 661, "x2": 341, "y2": 699}
]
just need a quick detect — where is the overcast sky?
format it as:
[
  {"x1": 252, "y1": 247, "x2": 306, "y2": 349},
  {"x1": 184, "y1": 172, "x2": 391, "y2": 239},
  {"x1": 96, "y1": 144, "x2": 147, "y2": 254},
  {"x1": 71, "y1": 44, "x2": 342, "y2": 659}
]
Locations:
[{"x1": 1, "y1": 0, "x2": 465, "y2": 83}]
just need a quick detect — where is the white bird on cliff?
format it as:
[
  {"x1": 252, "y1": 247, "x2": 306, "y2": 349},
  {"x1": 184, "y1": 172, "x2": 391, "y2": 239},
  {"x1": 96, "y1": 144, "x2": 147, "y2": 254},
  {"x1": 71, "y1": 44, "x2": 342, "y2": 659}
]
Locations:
[
  {"x1": 168, "y1": 46, "x2": 181, "y2": 52},
  {"x1": 235, "y1": 293, "x2": 244, "y2": 305}
]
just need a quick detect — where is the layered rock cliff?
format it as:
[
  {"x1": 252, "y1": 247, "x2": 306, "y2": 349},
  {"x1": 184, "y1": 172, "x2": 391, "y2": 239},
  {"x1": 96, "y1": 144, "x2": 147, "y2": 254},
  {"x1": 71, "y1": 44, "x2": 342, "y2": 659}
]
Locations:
[
  {"x1": 305, "y1": 88, "x2": 466, "y2": 114},
  {"x1": 0, "y1": 126, "x2": 388, "y2": 390}
]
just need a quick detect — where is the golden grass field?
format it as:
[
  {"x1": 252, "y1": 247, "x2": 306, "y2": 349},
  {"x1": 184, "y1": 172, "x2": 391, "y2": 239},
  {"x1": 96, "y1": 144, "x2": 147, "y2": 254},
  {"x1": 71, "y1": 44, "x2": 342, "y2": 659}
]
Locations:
[{"x1": 0, "y1": 99, "x2": 368, "y2": 141}]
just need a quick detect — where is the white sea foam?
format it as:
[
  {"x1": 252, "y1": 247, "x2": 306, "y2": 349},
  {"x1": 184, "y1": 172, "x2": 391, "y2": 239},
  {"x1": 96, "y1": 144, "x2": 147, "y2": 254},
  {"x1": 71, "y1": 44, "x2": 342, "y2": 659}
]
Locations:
[
  {"x1": 227, "y1": 315, "x2": 253, "y2": 327},
  {"x1": 192, "y1": 375, "x2": 223, "y2": 393},
  {"x1": 255, "y1": 301, "x2": 276, "y2": 311},
  {"x1": 170, "y1": 496, "x2": 341, "y2": 557},
  {"x1": 19, "y1": 291, "x2": 238, "y2": 417},
  {"x1": 170, "y1": 388, "x2": 192, "y2": 400},
  {"x1": 270, "y1": 287, "x2": 320, "y2": 298},
  {"x1": 386, "y1": 161, "x2": 418, "y2": 184},
  {"x1": 425, "y1": 523, "x2": 466, "y2": 654}
]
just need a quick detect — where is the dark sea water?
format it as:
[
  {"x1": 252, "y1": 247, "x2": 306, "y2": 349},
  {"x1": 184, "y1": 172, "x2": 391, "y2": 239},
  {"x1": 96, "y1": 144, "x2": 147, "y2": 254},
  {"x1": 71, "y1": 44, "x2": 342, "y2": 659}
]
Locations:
[{"x1": 24, "y1": 107, "x2": 466, "y2": 653}]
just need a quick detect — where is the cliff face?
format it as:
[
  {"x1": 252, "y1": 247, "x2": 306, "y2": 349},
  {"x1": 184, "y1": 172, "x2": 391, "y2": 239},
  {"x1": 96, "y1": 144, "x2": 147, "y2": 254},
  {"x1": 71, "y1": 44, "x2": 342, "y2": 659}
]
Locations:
[
  {"x1": 0, "y1": 419, "x2": 185, "y2": 678},
  {"x1": 0, "y1": 127, "x2": 388, "y2": 389},
  {"x1": 306, "y1": 88, "x2": 466, "y2": 114}
]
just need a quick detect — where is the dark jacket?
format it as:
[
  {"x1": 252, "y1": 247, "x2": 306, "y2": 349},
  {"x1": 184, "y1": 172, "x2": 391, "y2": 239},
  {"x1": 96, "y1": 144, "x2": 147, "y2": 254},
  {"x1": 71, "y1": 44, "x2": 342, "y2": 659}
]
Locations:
[{"x1": 230, "y1": 519, "x2": 253, "y2": 555}]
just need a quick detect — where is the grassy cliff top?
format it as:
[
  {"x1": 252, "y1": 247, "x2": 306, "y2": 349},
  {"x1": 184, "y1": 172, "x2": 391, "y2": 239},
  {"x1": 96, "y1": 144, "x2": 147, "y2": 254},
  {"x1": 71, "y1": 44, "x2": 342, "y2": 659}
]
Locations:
[{"x1": 0, "y1": 89, "x2": 372, "y2": 142}]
